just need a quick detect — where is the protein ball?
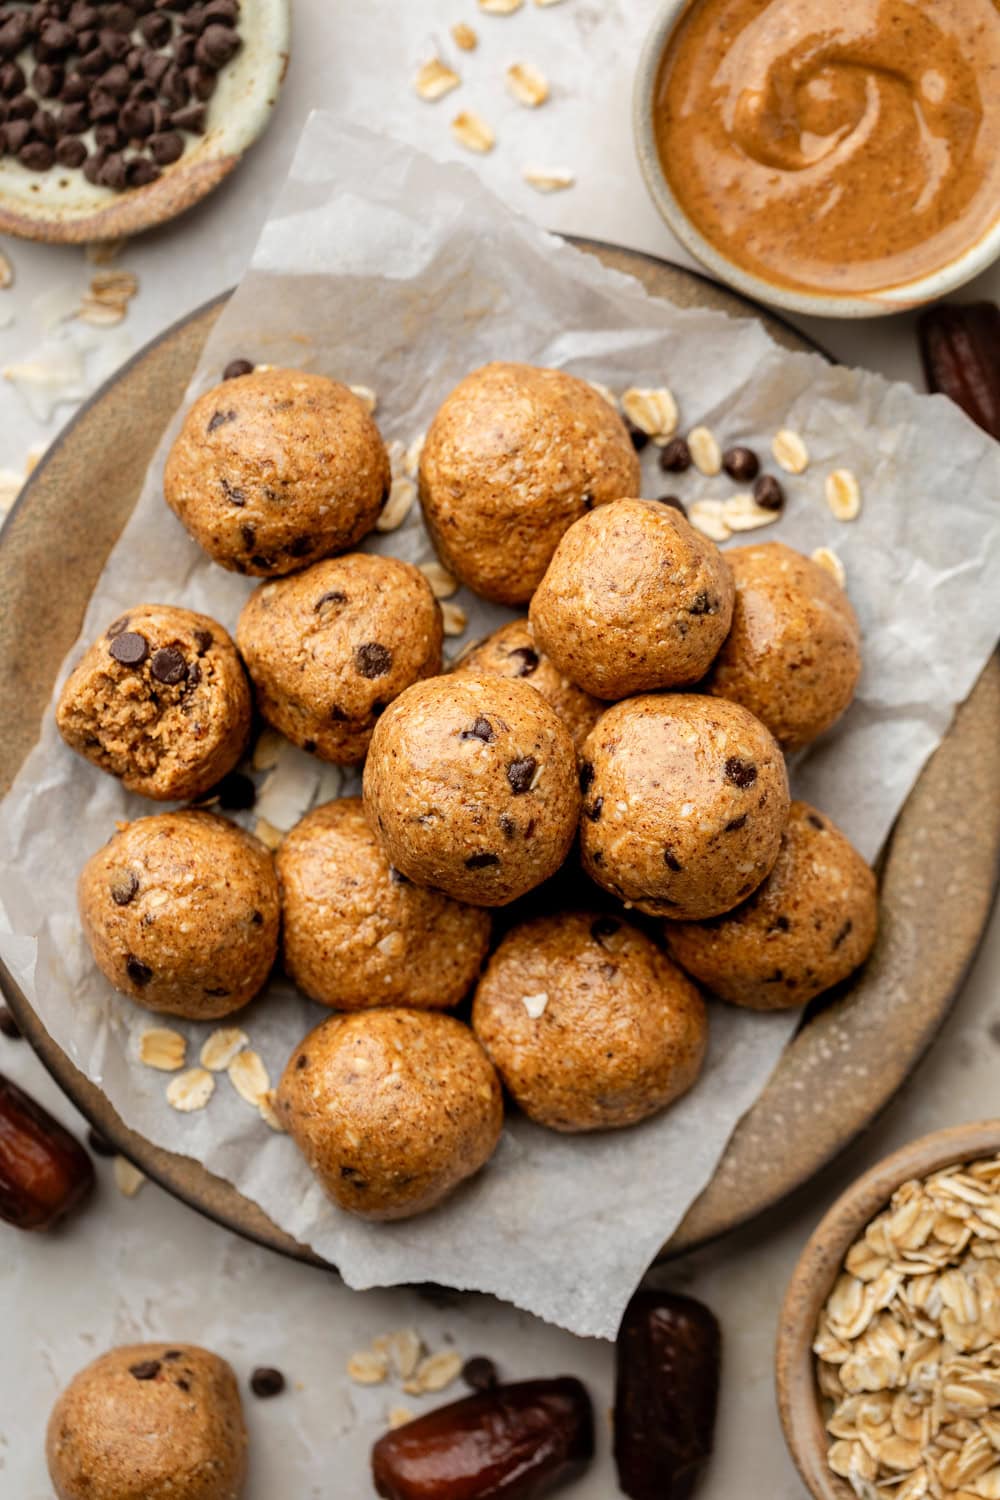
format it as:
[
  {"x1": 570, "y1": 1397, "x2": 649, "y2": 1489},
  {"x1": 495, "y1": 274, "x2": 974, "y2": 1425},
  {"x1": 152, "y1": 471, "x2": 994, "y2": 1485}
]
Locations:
[
  {"x1": 705, "y1": 541, "x2": 862, "y2": 750},
  {"x1": 529, "y1": 499, "x2": 735, "y2": 699},
  {"x1": 452, "y1": 618, "x2": 603, "y2": 751},
  {"x1": 277, "y1": 797, "x2": 492, "y2": 1010},
  {"x1": 472, "y1": 912, "x2": 707, "y2": 1132},
  {"x1": 363, "y1": 674, "x2": 581, "y2": 907},
  {"x1": 579, "y1": 695, "x2": 790, "y2": 920},
  {"x1": 236, "y1": 554, "x2": 443, "y2": 765},
  {"x1": 277, "y1": 1009, "x2": 503, "y2": 1221},
  {"x1": 163, "y1": 369, "x2": 390, "y2": 576},
  {"x1": 419, "y1": 362, "x2": 640, "y2": 605},
  {"x1": 78, "y1": 811, "x2": 280, "y2": 1020},
  {"x1": 665, "y1": 801, "x2": 877, "y2": 1010},
  {"x1": 55, "y1": 604, "x2": 250, "y2": 802},
  {"x1": 46, "y1": 1343, "x2": 247, "y2": 1500}
]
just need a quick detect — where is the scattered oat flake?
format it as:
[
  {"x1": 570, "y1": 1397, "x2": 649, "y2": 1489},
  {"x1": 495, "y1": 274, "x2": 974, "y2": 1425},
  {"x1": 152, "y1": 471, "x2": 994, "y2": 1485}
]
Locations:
[
  {"x1": 0, "y1": 469, "x2": 22, "y2": 515},
  {"x1": 254, "y1": 818, "x2": 284, "y2": 852},
  {"x1": 688, "y1": 425, "x2": 723, "y2": 476},
  {"x1": 688, "y1": 499, "x2": 731, "y2": 543},
  {"x1": 723, "y1": 491, "x2": 781, "y2": 533},
  {"x1": 406, "y1": 1350, "x2": 464, "y2": 1395},
  {"x1": 200, "y1": 1027, "x2": 248, "y2": 1072},
  {"x1": 452, "y1": 111, "x2": 495, "y2": 154},
  {"x1": 86, "y1": 239, "x2": 125, "y2": 265},
  {"x1": 388, "y1": 1406, "x2": 415, "y2": 1430},
  {"x1": 252, "y1": 728, "x2": 284, "y2": 772},
  {"x1": 441, "y1": 601, "x2": 468, "y2": 637},
  {"x1": 534, "y1": 0, "x2": 568, "y2": 6},
  {"x1": 826, "y1": 467, "x2": 862, "y2": 521},
  {"x1": 506, "y1": 62, "x2": 549, "y2": 107},
  {"x1": 522, "y1": 165, "x2": 574, "y2": 193},
  {"x1": 166, "y1": 1067, "x2": 215, "y2": 1113},
  {"x1": 376, "y1": 477, "x2": 416, "y2": 534},
  {"x1": 138, "y1": 1027, "x2": 187, "y2": 1072},
  {"x1": 622, "y1": 386, "x2": 678, "y2": 442},
  {"x1": 0, "y1": 250, "x2": 12, "y2": 289},
  {"x1": 479, "y1": 0, "x2": 523, "y2": 11},
  {"x1": 587, "y1": 381, "x2": 619, "y2": 411},
  {"x1": 347, "y1": 1350, "x2": 389, "y2": 1385},
  {"x1": 521, "y1": 992, "x2": 549, "y2": 1019},
  {"x1": 113, "y1": 1156, "x2": 146, "y2": 1197},
  {"x1": 415, "y1": 57, "x2": 460, "y2": 102},
  {"x1": 772, "y1": 428, "x2": 809, "y2": 474},
  {"x1": 349, "y1": 384, "x2": 377, "y2": 413},
  {"x1": 78, "y1": 298, "x2": 126, "y2": 327},
  {"x1": 451, "y1": 21, "x2": 477, "y2": 49},
  {"x1": 403, "y1": 432, "x2": 425, "y2": 477},
  {"x1": 24, "y1": 442, "x2": 46, "y2": 476},
  {"x1": 387, "y1": 1329, "x2": 423, "y2": 1380},
  {"x1": 228, "y1": 1049, "x2": 270, "y2": 1108},
  {"x1": 812, "y1": 546, "x2": 846, "y2": 588},
  {"x1": 90, "y1": 269, "x2": 138, "y2": 304},
  {"x1": 420, "y1": 559, "x2": 459, "y2": 599},
  {"x1": 258, "y1": 1091, "x2": 286, "y2": 1133}
]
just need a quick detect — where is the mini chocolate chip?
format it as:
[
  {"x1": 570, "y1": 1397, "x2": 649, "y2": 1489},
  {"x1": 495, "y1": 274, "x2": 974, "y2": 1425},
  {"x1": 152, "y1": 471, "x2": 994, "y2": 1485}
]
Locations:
[
  {"x1": 240, "y1": 522, "x2": 256, "y2": 548},
  {"x1": 87, "y1": 1127, "x2": 116, "y2": 1157},
  {"x1": 140, "y1": 10, "x2": 171, "y2": 43},
  {"x1": 98, "y1": 150, "x2": 128, "y2": 188},
  {"x1": 295, "y1": 1054, "x2": 309, "y2": 1072},
  {"x1": 807, "y1": 813, "x2": 825, "y2": 831},
  {"x1": 462, "y1": 1356, "x2": 499, "y2": 1392},
  {"x1": 657, "y1": 495, "x2": 688, "y2": 517},
  {"x1": 207, "y1": 407, "x2": 236, "y2": 433},
  {"x1": 832, "y1": 919, "x2": 853, "y2": 950},
  {"x1": 355, "y1": 642, "x2": 392, "y2": 678},
  {"x1": 288, "y1": 534, "x2": 313, "y2": 558},
  {"x1": 192, "y1": 628, "x2": 213, "y2": 654},
  {"x1": 688, "y1": 590, "x2": 714, "y2": 615},
  {"x1": 461, "y1": 716, "x2": 494, "y2": 744},
  {"x1": 224, "y1": 357, "x2": 254, "y2": 380},
  {"x1": 149, "y1": 128, "x2": 186, "y2": 168},
  {"x1": 507, "y1": 645, "x2": 539, "y2": 676},
  {"x1": 120, "y1": 97, "x2": 154, "y2": 135},
  {"x1": 465, "y1": 852, "x2": 499, "y2": 869},
  {"x1": 586, "y1": 797, "x2": 603, "y2": 822},
  {"x1": 170, "y1": 102, "x2": 205, "y2": 132},
  {"x1": 579, "y1": 761, "x2": 595, "y2": 793},
  {"x1": 99, "y1": 61, "x2": 131, "y2": 97},
  {"x1": 753, "y1": 474, "x2": 785, "y2": 512},
  {"x1": 725, "y1": 813, "x2": 748, "y2": 832},
  {"x1": 664, "y1": 848, "x2": 683, "y2": 871},
  {"x1": 723, "y1": 445, "x2": 759, "y2": 482},
  {"x1": 2, "y1": 119, "x2": 31, "y2": 153},
  {"x1": 149, "y1": 646, "x2": 186, "y2": 684},
  {"x1": 659, "y1": 436, "x2": 692, "y2": 472},
  {"x1": 506, "y1": 756, "x2": 536, "y2": 795},
  {"x1": 499, "y1": 813, "x2": 516, "y2": 840},
  {"x1": 129, "y1": 1359, "x2": 161, "y2": 1381},
  {"x1": 329, "y1": 704, "x2": 348, "y2": 722},
  {"x1": 250, "y1": 1366, "x2": 285, "y2": 1398},
  {"x1": 0, "y1": 1005, "x2": 21, "y2": 1040},
  {"x1": 314, "y1": 590, "x2": 347, "y2": 610},
  {"x1": 126, "y1": 155, "x2": 161, "y2": 188},
  {"x1": 55, "y1": 136, "x2": 86, "y2": 166},
  {"x1": 106, "y1": 615, "x2": 130, "y2": 638},
  {"x1": 195, "y1": 22, "x2": 239, "y2": 67},
  {"x1": 250, "y1": 909, "x2": 264, "y2": 925},
  {"x1": 301, "y1": 738, "x2": 316, "y2": 754},
  {"x1": 0, "y1": 61, "x2": 26, "y2": 95},
  {"x1": 58, "y1": 100, "x2": 89, "y2": 132},
  {"x1": 94, "y1": 121, "x2": 121, "y2": 149},
  {"x1": 581, "y1": 491, "x2": 594, "y2": 511},
  {"x1": 19, "y1": 140, "x2": 55, "y2": 170},
  {"x1": 176, "y1": 1378, "x2": 191, "y2": 1391},
  {"x1": 110, "y1": 870, "x2": 139, "y2": 906},
  {"x1": 590, "y1": 916, "x2": 620, "y2": 943},
  {"x1": 768, "y1": 915, "x2": 791, "y2": 933},
  {"x1": 125, "y1": 954, "x2": 152, "y2": 987},
  {"x1": 32, "y1": 61, "x2": 63, "y2": 96},
  {"x1": 213, "y1": 771, "x2": 255, "y2": 811},
  {"x1": 109, "y1": 630, "x2": 149, "y2": 666},
  {"x1": 591, "y1": 849, "x2": 604, "y2": 866},
  {"x1": 724, "y1": 756, "x2": 758, "y2": 789},
  {"x1": 32, "y1": 108, "x2": 59, "y2": 143},
  {"x1": 83, "y1": 148, "x2": 108, "y2": 183},
  {"x1": 185, "y1": 661, "x2": 201, "y2": 688},
  {"x1": 623, "y1": 415, "x2": 649, "y2": 452},
  {"x1": 186, "y1": 63, "x2": 216, "y2": 99}
]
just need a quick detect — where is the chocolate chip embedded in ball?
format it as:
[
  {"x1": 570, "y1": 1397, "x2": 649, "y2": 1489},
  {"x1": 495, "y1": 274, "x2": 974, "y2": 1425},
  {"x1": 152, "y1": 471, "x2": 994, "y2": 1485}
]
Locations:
[{"x1": 452, "y1": 618, "x2": 603, "y2": 752}]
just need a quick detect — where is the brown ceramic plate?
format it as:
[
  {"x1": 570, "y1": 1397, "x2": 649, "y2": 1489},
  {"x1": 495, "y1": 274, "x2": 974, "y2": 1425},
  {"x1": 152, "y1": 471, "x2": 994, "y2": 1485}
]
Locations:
[
  {"x1": 0, "y1": 0, "x2": 290, "y2": 244},
  {"x1": 1, "y1": 241, "x2": 998, "y2": 1268}
]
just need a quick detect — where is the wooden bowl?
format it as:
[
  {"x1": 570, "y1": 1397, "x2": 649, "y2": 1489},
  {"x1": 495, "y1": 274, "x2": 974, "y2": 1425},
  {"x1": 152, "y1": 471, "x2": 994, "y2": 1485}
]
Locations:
[{"x1": 776, "y1": 1119, "x2": 1000, "y2": 1499}]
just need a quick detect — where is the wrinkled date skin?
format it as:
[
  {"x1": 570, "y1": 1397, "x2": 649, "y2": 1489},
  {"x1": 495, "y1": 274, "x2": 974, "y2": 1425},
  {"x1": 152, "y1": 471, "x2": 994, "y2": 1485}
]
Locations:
[
  {"x1": 0, "y1": 1074, "x2": 95, "y2": 1230},
  {"x1": 371, "y1": 1377, "x2": 594, "y2": 1500},
  {"x1": 614, "y1": 1288, "x2": 721, "y2": 1500},
  {"x1": 918, "y1": 302, "x2": 1000, "y2": 440}
]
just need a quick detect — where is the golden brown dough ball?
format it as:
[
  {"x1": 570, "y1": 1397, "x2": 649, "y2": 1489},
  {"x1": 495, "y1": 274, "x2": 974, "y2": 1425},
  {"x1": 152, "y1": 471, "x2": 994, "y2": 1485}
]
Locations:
[
  {"x1": 277, "y1": 798, "x2": 491, "y2": 1010},
  {"x1": 705, "y1": 541, "x2": 861, "y2": 750},
  {"x1": 472, "y1": 911, "x2": 707, "y2": 1131},
  {"x1": 277, "y1": 1010, "x2": 503, "y2": 1220},
  {"x1": 79, "y1": 811, "x2": 279, "y2": 1019},
  {"x1": 46, "y1": 1343, "x2": 247, "y2": 1500},
  {"x1": 164, "y1": 369, "x2": 390, "y2": 576},
  {"x1": 665, "y1": 801, "x2": 877, "y2": 1009},
  {"x1": 419, "y1": 362, "x2": 640, "y2": 605},
  {"x1": 452, "y1": 618, "x2": 603, "y2": 751}
]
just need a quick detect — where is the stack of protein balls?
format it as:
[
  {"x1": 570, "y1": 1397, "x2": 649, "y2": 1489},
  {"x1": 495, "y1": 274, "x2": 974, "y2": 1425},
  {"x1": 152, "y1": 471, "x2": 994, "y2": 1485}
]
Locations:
[{"x1": 57, "y1": 360, "x2": 878, "y2": 1224}]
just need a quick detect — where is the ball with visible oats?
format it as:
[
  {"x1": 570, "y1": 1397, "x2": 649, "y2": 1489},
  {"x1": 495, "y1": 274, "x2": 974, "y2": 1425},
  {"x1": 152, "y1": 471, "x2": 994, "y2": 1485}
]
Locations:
[
  {"x1": 236, "y1": 554, "x2": 443, "y2": 765},
  {"x1": 472, "y1": 912, "x2": 707, "y2": 1132},
  {"x1": 277, "y1": 797, "x2": 491, "y2": 1010},
  {"x1": 277, "y1": 1009, "x2": 504, "y2": 1221},
  {"x1": 705, "y1": 541, "x2": 862, "y2": 750},
  {"x1": 56, "y1": 604, "x2": 251, "y2": 802},
  {"x1": 363, "y1": 674, "x2": 580, "y2": 907},
  {"x1": 164, "y1": 368, "x2": 390, "y2": 577},
  {"x1": 418, "y1": 362, "x2": 640, "y2": 605},
  {"x1": 579, "y1": 695, "x2": 790, "y2": 920},
  {"x1": 451, "y1": 618, "x2": 603, "y2": 751},
  {"x1": 529, "y1": 499, "x2": 735, "y2": 699},
  {"x1": 665, "y1": 801, "x2": 877, "y2": 1010},
  {"x1": 46, "y1": 1343, "x2": 247, "y2": 1500},
  {"x1": 79, "y1": 811, "x2": 279, "y2": 1020}
]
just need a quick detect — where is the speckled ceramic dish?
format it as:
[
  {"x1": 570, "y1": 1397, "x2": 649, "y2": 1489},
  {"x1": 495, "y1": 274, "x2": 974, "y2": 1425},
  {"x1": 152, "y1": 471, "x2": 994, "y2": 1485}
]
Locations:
[
  {"x1": 0, "y1": 0, "x2": 290, "y2": 244},
  {"x1": 776, "y1": 1120, "x2": 1000, "y2": 1499},
  {"x1": 1, "y1": 242, "x2": 998, "y2": 1268}
]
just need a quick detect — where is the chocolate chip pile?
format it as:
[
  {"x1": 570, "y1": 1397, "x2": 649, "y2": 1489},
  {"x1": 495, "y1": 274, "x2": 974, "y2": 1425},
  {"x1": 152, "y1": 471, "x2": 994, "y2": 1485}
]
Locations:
[{"x1": 0, "y1": 0, "x2": 241, "y2": 189}]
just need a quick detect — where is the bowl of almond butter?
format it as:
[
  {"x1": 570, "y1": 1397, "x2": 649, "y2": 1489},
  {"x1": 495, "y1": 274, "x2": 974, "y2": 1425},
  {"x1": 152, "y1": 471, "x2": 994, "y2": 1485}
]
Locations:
[{"x1": 778, "y1": 1120, "x2": 1000, "y2": 1500}]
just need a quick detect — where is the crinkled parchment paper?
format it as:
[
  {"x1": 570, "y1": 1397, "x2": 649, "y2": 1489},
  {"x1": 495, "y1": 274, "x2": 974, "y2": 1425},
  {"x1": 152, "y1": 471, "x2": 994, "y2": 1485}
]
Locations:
[{"x1": 3, "y1": 116, "x2": 1000, "y2": 1339}]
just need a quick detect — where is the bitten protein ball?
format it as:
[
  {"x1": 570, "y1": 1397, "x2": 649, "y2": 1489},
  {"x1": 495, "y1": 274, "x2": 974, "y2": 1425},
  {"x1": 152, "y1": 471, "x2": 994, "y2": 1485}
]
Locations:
[
  {"x1": 277, "y1": 798, "x2": 492, "y2": 1010},
  {"x1": 237, "y1": 554, "x2": 443, "y2": 764},
  {"x1": 79, "y1": 811, "x2": 280, "y2": 1020},
  {"x1": 46, "y1": 1343, "x2": 248, "y2": 1500},
  {"x1": 579, "y1": 695, "x2": 790, "y2": 920},
  {"x1": 56, "y1": 604, "x2": 251, "y2": 802},
  {"x1": 705, "y1": 541, "x2": 862, "y2": 750},
  {"x1": 529, "y1": 499, "x2": 735, "y2": 699},
  {"x1": 665, "y1": 801, "x2": 877, "y2": 1010},
  {"x1": 164, "y1": 369, "x2": 390, "y2": 576},
  {"x1": 277, "y1": 1010, "x2": 504, "y2": 1221},
  {"x1": 472, "y1": 912, "x2": 707, "y2": 1132},
  {"x1": 363, "y1": 674, "x2": 581, "y2": 907},
  {"x1": 419, "y1": 362, "x2": 640, "y2": 605},
  {"x1": 452, "y1": 618, "x2": 603, "y2": 750}
]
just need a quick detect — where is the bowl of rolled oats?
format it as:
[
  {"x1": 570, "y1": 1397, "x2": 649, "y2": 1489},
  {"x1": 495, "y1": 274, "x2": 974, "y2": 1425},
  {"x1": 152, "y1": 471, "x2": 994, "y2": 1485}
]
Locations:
[{"x1": 777, "y1": 1121, "x2": 1000, "y2": 1500}]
